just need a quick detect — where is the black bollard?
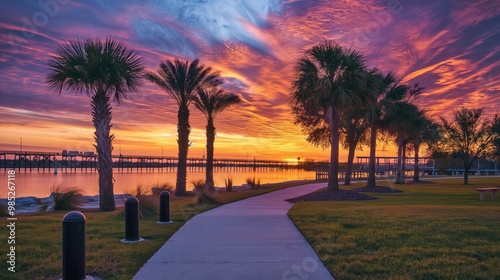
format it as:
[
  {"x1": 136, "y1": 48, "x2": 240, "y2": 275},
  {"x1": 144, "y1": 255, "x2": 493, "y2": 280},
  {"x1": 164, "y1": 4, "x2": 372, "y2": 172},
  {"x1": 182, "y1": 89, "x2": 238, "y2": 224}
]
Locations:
[
  {"x1": 157, "y1": 191, "x2": 173, "y2": 224},
  {"x1": 122, "y1": 196, "x2": 143, "y2": 243},
  {"x1": 62, "y1": 211, "x2": 86, "y2": 280}
]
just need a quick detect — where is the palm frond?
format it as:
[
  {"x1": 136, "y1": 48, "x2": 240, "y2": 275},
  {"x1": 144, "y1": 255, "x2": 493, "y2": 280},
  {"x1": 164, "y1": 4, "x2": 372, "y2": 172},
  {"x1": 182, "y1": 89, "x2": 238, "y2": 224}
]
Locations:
[
  {"x1": 147, "y1": 58, "x2": 221, "y2": 108},
  {"x1": 290, "y1": 41, "x2": 367, "y2": 116},
  {"x1": 47, "y1": 38, "x2": 144, "y2": 102},
  {"x1": 193, "y1": 87, "x2": 241, "y2": 121}
]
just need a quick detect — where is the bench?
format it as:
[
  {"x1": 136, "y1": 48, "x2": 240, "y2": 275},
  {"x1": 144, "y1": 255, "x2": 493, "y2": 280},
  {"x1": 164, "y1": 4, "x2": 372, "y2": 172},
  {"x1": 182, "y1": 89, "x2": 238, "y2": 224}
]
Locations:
[{"x1": 475, "y1": 187, "x2": 500, "y2": 201}]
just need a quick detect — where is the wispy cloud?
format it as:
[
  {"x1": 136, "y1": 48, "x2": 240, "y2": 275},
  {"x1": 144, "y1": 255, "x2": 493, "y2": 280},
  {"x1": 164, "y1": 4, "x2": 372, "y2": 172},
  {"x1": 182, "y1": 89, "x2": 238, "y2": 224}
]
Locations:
[{"x1": 0, "y1": 0, "x2": 498, "y2": 159}]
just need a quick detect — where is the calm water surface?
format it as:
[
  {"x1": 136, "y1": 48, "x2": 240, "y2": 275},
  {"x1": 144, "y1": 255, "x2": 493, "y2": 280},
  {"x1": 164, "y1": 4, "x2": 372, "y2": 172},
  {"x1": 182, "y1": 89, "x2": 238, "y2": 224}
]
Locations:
[{"x1": 0, "y1": 169, "x2": 316, "y2": 198}]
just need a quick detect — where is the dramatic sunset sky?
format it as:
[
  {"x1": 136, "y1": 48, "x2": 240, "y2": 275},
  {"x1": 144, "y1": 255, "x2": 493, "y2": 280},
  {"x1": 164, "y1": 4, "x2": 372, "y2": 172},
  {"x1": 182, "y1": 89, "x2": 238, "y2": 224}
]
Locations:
[{"x1": 0, "y1": 0, "x2": 498, "y2": 161}]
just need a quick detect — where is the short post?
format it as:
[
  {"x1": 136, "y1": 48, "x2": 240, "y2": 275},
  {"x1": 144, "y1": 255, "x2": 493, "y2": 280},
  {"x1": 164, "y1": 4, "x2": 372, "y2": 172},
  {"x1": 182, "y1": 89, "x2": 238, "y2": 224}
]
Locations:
[
  {"x1": 157, "y1": 191, "x2": 173, "y2": 224},
  {"x1": 62, "y1": 211, "x2": 86, "y2": 280},
  {"x1": 121, "y1": 196, "x2": 144, "y2": 243}
]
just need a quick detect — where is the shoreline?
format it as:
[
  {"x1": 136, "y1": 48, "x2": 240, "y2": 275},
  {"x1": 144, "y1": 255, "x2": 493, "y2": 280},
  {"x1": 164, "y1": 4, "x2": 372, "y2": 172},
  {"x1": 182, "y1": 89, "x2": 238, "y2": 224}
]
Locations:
[
  {"x1": 0, "y1": 179, "x2": 313, "y2": 214},
  {"x1": 0, "y1": 170, "x2": 318, "y2": 199},
  {"x1": 4, "y1": 175, "x2": 497, "y2": 214}
]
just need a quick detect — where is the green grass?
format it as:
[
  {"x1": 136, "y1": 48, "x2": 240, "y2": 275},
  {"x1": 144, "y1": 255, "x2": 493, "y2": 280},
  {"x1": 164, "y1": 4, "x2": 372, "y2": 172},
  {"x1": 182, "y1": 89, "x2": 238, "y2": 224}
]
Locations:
[
  {"x1": 288, "y1": 177, "x2": 500, "y2": 280},
  {"x1": 1, "y1": 180, "x2": 312, "y2": 280}
]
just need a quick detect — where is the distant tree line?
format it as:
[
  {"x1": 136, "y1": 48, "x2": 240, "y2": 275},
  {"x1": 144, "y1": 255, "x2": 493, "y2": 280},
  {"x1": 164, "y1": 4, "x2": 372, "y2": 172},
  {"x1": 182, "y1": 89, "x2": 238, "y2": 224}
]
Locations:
[{"x1": 289, "y1": 41, "x2": 500, "y2": 190}]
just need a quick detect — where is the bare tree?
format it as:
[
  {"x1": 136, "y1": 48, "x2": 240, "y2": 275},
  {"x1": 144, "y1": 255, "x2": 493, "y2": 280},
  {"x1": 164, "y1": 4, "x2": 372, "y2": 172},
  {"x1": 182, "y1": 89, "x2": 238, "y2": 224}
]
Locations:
[{"x1": 438, "y1": 108, "x2": 499, "y2": 184}]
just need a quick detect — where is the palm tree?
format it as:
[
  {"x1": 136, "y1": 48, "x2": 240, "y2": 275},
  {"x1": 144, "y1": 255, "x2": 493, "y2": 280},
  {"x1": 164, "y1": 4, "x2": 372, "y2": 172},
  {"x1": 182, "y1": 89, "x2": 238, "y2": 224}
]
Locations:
[
  {"x1": 47, "y1": 38, "x2": 144, "y2": 211},
  {"x1": 194, "y1": 87, "x2": 241, "y2": 188},
  {"x1": 385, "y1": 102, "x2": 422, "y2": 184},
  {"x1": 342, "y1": 109, "x2": 368, "y2": 185},
  {"x1": 365, "y1": 69, "x2": 409, "y2": 188},
  {"x1": 409, "y1": 114, "x2": 439, "y2": 182},
  {"x1": 146, "y1": 59, "x2": 221, "y2": 195},
  {"x1": 290, "y1": 41, "x2": 367, "y2": 191},
  {"x1": 384, "y1": 83, "x2": 427, "y2": 184}
]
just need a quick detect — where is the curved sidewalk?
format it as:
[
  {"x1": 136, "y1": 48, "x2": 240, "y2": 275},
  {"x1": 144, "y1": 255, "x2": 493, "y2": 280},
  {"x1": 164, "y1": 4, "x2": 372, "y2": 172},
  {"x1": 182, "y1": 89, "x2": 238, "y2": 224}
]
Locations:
[{"x1": 133, "y1": 182, "x2": 334, "y2": 280}]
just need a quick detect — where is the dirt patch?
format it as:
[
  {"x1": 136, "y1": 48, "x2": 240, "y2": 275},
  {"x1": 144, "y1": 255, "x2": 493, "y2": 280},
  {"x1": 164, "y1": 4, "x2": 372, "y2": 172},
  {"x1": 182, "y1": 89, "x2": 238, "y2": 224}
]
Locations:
[
  {"x1": 286, "y1": 189, "x2": 378, "y2": 203},
  {"x1": 352, "y1": 186, "x2": 403, "y2": 193}
]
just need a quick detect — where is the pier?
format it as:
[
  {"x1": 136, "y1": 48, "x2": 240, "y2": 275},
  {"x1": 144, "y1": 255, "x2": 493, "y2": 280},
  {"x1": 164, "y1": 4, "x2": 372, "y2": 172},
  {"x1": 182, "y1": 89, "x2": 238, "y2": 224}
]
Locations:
[
  {"x1": 0, "y1": 150, "x2": 297, "y2": 173},
  {"x1": 315, "y1": 156, "x2": 499, "y2": 180},
  {"x1": 356, "y1": 156, "x2": 499, "y2": 176},
  {"x1": 2, "y1": 151, "x2": 498, "y2": 177}
]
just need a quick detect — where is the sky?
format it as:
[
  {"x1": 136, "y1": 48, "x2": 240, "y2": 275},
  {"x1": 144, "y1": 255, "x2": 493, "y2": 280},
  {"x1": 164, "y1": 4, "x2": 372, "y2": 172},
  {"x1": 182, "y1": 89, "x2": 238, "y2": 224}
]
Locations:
[{"x1": 0, "y1": 0, "x2": 499, "y2": 161}]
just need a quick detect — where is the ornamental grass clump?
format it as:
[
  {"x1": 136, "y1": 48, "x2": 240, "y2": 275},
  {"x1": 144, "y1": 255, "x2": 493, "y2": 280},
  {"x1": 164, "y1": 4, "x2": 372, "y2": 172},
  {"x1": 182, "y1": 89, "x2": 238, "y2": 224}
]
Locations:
[
  {"x1": 50, "y1": 184, "x2": 83, "y2": 210},
  {"x1": 125, "y1": 185, "x2": 158, "y2": 219},
  {"x1": 245, "y1": 177, "x2": 261, "y2": 190},
  {"x1": 150, "y1": 182, "x2": 174, "y2": 196},
  {"x1": 191, "y1": 179, "x2": 218, "y2": 204},
  {"x1": 224, "y1": 177, "x2": 233, "y2": 192}
]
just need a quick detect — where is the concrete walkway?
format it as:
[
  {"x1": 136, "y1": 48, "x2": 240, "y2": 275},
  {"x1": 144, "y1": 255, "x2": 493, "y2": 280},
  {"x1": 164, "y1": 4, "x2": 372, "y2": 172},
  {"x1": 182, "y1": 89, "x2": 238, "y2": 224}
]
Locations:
[{"x1": 133, "y1": 182, "x2": 334, "y2": 280}]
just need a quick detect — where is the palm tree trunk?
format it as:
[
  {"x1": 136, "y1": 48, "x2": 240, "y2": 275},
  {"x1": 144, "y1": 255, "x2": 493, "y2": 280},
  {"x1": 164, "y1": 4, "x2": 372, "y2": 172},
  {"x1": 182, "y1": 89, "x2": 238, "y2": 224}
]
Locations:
[
  {"x1": 205, "y1": 117, "x2": 215, "y2": 188},
  {"x1": 344, "y1": 141, "x2": 357, "y2": 185},
  {"x1": 395, "y1": 139, "x2": 404, "y2": 184},
  {"x1": 92, "y1": 92, "x2": 115, "y2": 211},
  {"x1": 327, "y1": 106, "x2": 340, "y2": 191},
  {"x1": 413, "y1": 141, "x2": 420, "y2": 181},
  {"x1": 402, "y1": 141, "x2": 406, "y2": 184},
  {"x1": 176, "y1": 104, "x2": 190, "y2": 195},
  {"x1": 367, "y1": 123, "x2": 377, "y2": 187}
]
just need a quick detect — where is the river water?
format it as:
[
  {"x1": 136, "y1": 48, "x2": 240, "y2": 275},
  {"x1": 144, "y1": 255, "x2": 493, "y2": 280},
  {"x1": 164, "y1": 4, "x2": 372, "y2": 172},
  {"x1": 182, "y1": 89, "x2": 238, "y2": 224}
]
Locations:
[{"x1": 0, "y1": 169, "x2": 316, "y2": 198}]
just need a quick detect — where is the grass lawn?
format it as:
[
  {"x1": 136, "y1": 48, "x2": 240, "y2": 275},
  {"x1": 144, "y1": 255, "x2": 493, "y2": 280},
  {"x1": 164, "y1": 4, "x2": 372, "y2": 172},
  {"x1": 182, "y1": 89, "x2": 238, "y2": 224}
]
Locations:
[
  {"x1": 288, "y1": 177, "x2": 500, "y2": 280},
  {"x1": 1, "y1": 180, "x2": 312, "y2": 280}
]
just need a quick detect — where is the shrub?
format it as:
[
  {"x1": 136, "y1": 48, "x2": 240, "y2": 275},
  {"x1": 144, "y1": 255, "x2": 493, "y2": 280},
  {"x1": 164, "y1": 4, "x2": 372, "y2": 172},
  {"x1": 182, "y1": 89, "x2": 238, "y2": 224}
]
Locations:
[
  {"x1": 150, "y1": 182, "x2": 174, "y2": 196},
  {"x1": 191, "y1": 179, "x2": 205, "y2": 193},
  {"x1": 50, "y1": 185, "x2": 83, "y2": 210},
  {"x1": 224, "y1": 177, "x2": 233, "y2": 192},
  {"x1": 245, "y1": 177, "x2": 254, "y2": 189},
  {"x1": 191, "y1": 179, "x2": 218, "y2": 204},
  {"x1": 245, "y1": 177, "x2": 261, "y2": 190},
  {"x1": 124, "y1": 185, "x2": 158, "y2": 219}
]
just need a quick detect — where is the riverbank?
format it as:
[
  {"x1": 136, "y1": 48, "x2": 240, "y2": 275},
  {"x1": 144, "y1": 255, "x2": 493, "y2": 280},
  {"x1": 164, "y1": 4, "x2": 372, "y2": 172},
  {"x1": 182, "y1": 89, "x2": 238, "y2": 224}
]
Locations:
[
  {"x1": 0, "y1": 179, "x2": 313, "y2": 214},
  {"x1": 0, "y1": 170, "x2": 317, "y2": 198}
]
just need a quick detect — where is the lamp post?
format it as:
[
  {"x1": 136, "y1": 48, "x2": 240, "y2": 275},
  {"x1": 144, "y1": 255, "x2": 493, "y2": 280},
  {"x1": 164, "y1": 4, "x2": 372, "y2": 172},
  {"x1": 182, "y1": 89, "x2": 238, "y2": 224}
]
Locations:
[{"x1": 19, "y1": 137, "x2": 22, "y2": 152}]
